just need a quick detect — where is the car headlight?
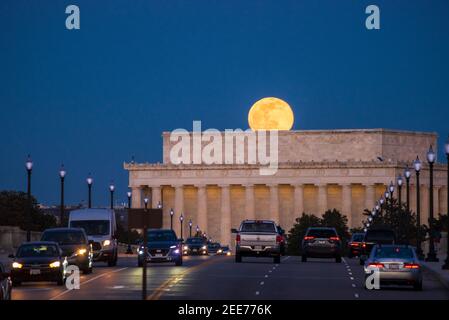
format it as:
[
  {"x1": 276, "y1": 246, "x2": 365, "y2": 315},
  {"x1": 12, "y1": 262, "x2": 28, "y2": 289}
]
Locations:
[
  {"x1": 170, "y1": 245, "x2": 177, "y2": 249},
  {"x1": 103, "y1": 240, "x2": 111, "y2": 246},
  {"x1": 12, "y1": 262, "x2": 23, "y2": 269},
  {"x1": 226, "y1": 252, "x2": 231, "y2": 256},
  {"x1": 174, "y1": 249, "x2": 180, "y2": 254},
  {"x1": 77, "y1": 248, "x2": 87, "y2": 255},
  {"x1": 201, "y1": 245, "x2": 207, "y2": 250},
  {"x1": 49, "y1": 261, "x2": 61, "y2": 268},
  {"x1": 183, "y1": 245, "x2": 189, "y2": 250},
  {"x1": 217, "y1": 249, "x2": 223, "y2": 253}
]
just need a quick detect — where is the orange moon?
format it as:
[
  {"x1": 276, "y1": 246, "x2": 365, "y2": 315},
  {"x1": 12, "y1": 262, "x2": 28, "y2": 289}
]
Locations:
[{"x1": 248, "y1": 97, "x2": 294, "y2": 130}]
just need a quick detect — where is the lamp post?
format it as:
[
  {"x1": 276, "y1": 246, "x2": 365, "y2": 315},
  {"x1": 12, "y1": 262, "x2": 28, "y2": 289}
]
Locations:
[
  {"x1": 59, "y1": 164, "x2": 66, "y2": 226},
  {"x1": 397, "y1": 175, "x2": 403, "y2": 207},
  {"x1": 443, "y1": 136, "x2": 449, "y2": 269},
  {"x1": 414, "y1": 156, "x2": 424, "y2": 260},
  {"x1": 188, "y1": 219, "x2": 193, "y2": 238},
  {"x1": 379, "y1": 197, "x2": 385, "y2": 218},
  {"x1": 157, "y1": 201, "x2": 162, "y2": 209},
  {"x1": 179, "y1": 214, "x2": 184, "y2": 240},
  {"x1": 86, "y1": 174, "x2": 93, "y2": 208},
  {"x1": 196, "y1": 225, "x2": 199, "y2": 236},
  {"x1": 404, "y1": 166, "x2": 411, "y2": 212},
  {"x1": 389, "y1": 181, "x2": 395, "y2": 215},
  {"x1": 127, "y1": 191, "x2": 132, "y2": 209},
  {"x1": 170, "y1": 208, "x2": 174, "y2": 230},
  {"x1": 25, "y1": 155, "x2": 33, "y2": 242},
  {"x1": 144, "y1": 197, "x2": 148, "y2": 211},
  {"x1": 426, "y1": 146, "x2": 438, "y2": 262},
  {"x1": 109, "y1": 183, "x2": 115, "y2": 210},
  {"x1": 384, "y1": 190, "x2": 390, "y2": 215}
]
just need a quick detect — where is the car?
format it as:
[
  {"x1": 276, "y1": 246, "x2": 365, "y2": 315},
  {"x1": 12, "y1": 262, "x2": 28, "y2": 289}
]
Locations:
[
  {"x1": 207, "y1": 242, "x2": 221, "y2": 255},
  {"x1": 9, "y1": 241, "x2": 68, "y2": 286},
  {"x1": 0, "y1": 263, "x2": 12, "y2": 300},
  {"x1": 347, "y1": 233, "x2": 365, "y2": 258},
  {"x1": 183, "y1": 237, "x2": 208, "y2": 256},
  {"x1": 301, "y1": 227, "x2": 342, "y2": 263},
  {"x1": 137, "y1": 229, "x2": 182, "y2": 266},
  {"x1": 277, "y1": 226, "x2": 287, "y2": 256},
  {"x1": 363, "y1": 245, "x2": 423, "y2": 291},
  {"x1": 69, "y1": 208, "x2": 118, "y2": 266},
  {"x1": 359, "y1": 228, "x2": 396, "y2": 265},
  {"x1": 41, "y1": 228, "x2": 93, "y2": 274},
  {"x1": 233, "y1": 220, "x2": 282, "y2": 264},
  {"x1": 217, "y1": 245, "x2": 232, "y2": 256}
]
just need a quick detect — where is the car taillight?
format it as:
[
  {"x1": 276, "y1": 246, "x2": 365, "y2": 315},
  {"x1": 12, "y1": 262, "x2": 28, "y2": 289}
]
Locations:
[
  {"x1": 276, "y1": 235, "x2": 282, "y2": 243},
  {"x1": 329, "y1": 236, "x2": 340, "y2": 241},
  {"x1": 236, "y1": 234, "x2": 241, "y2": 244},
  {"x1": 304, "y1": 236, "x2": 315, "y2": 241},
  {"x1": 368, "y1": 262, "x2": 384, "y2": 268},
  {"x1": 404, "y1": 263, "x2": 420, "y2": 269},
  {"x1": 362, "y1": 243, "x2": 367, "y2": 248},
  {"x1": 350, "y1": 243, "x2": 360, "y2": 247}
]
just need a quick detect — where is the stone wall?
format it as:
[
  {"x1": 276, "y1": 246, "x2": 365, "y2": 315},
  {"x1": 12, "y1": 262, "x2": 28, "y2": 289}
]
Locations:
[{"x1": 0, "y1": 226, "x2": 42, "y2": 254}]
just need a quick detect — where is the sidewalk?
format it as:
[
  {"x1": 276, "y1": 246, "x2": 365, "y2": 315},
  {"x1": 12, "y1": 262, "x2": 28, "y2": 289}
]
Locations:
[{"x1": 421, "y1": 253, "x2": 449, "y2": 290}]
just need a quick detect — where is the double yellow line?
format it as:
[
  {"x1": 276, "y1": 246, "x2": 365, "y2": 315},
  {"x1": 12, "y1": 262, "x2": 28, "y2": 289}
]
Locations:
[{"x1": 147, "y1": 256, "x2": 226, "y2": 300}]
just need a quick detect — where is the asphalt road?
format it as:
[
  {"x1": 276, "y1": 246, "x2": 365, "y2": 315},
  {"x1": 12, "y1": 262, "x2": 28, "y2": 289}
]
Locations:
[{"x1": 10, "y1": 254, "x2": 449, "y2": 300}]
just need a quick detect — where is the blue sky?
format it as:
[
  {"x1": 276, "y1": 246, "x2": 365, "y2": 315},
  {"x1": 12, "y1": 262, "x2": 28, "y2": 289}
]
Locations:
[{"x1": 1, "y1": 0, "x2": 448, "y2": 206}]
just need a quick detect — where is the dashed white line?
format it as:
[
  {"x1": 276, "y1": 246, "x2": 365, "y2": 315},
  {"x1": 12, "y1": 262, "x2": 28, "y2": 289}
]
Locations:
[
  {"x1": 354, "y1": 293, "x2": 359, "y2": 299},
  {"x1": 352, "y1": 284, "x2": 356, "y2": 288},
  {"x1": 255, "y1": 291, "x2": 260, "y2": 295},
  {"x1": 260, "y1": 281, "x2": 264, "y2": 285},
  {"x1": 264, "y1": 275, "x2": 269, "y2": 278}
]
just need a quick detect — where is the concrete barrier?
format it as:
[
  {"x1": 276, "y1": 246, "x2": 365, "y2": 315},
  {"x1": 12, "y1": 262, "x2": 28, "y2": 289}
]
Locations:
[{"x1": 0, "y1": 226, "x2": 42, "y2": 255}]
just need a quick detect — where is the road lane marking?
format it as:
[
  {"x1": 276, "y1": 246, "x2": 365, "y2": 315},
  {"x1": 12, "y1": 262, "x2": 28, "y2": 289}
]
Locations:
[
  {"x1": 49, "y1": 267, "x2": 128, "y2": 300},
  {"x1": 268, "y1": 270, "x2": 272, "y2": 273},
  {"x1": 260, "y1": 281, "x2": 264, "y2": 285},
  {"x1": 354, "y1": 293, "x2": 359, "y2": 299},
  {"x1": 350, "y1": 277, "x2": 354, "y2": 280},
  {"x1": 281, "y1": 256, "x2": 291, "y2": 262},
  {"x1": 255, "y1": 291, "x2": 260, "y2": 295},
  {"x1": 352, "y1": 284, "x2": 356, "y2": 288},
  {"x1": 264, "y1": 275, "x2": 269, "y2": 278}
]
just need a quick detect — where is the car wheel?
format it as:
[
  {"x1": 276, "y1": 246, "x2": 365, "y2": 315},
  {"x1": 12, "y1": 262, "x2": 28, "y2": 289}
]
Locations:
[
  {"x1": 301, "y1": 255, "x2": 307, "y2": 262},
  {"x1": 413, "y1": 281, "x2": 423, "y2": 291},
  {"x1": 175, "y1": 259, "x2": 183, "y2": 266},
  {"x1": 336, "y1": 256, "x2": 342, "y2": 263},
  {"x1": 235, "y1": 254, "x2": 242, "y2": 263},
  {"x1": 108, "y1": 252, "x2": 118, "y2": 267},
  {"x1": 359, "y1": 258, "x2": 365, "y2": 266},
  {"x1": 274, "y1": 255, "x2": 281, "y2": 264}
]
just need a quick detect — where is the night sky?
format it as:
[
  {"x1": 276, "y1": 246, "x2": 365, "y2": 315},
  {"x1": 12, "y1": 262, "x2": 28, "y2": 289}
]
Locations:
[{"x1": 1, "y1": 0, "x2": 448, "y2": 206}]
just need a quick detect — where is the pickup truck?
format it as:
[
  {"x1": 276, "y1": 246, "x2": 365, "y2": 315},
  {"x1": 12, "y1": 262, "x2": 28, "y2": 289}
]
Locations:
[
  {"x1": 359, "y1": 228, "x2": 396, "y2": 265},
  {"x1": 232, "y1": 220, "x2": 282, "y2": 264}
]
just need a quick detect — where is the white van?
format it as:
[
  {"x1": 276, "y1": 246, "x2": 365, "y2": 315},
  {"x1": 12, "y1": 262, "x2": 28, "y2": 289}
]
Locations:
[{"x1": 68, "y1": 209, "x2": 118, "y2": 266}]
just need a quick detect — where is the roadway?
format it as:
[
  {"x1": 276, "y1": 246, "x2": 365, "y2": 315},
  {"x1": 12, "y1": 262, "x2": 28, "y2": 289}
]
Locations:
[{"x1": 11, "y1": 255, "x2": 449, "y2": 300}]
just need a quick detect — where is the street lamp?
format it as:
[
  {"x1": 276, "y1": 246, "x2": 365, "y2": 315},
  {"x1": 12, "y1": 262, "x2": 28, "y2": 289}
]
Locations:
[
  {"x1": 127, "y1": 191, "x2": 132, "y2": 209},
  {"x1": 144, "y1": 197, "x2": 149, "y2": 211},
  {"x1": 397, "y1": 174, "x2": 403, "y2": 207},
  {"x1": 59, "y1": 164, "x2": 66, "y2": 226},
  {"x1": 404, "y1": 166, "x2": 411, "y2": 212},
  {"x1": 157, "y1": 201, "x2": 162, "y2": 209},
  {"x1": 189, "y1": 219, "x2": 193, "y2": 238},
  {"x1": 109, "y1": 183, "x2": 115, "y2": 210},
  {"x1": 25, "y1": 155, "x2": 33, "y2": 242},
  {"x1": 443, "y1": 136, "x2": 449, "y2": 269},
  {"x1": 86, "y1": 174, "x2": 93, "y2": 208},
  {"x1": 179, "y1": 214, "x2": 184, "y2": 240},
  {"x1": 426, "y1": 145, "x2": 438, "y2": 262},
  {"x1": 384, "y1": 189, "x2": 390, "y2": 214},
  {"x1": 414, "y1": 156, "x2": 424, "y2": 259},
  {"x1": 389, "y1": 181, "x2": 395, "y2": 215},
  {"x1": 170, "y1": 208, "x2": 174, "y2": 230},
  {"x1": 196, "y1": 225, "x2": 200, "y2": 236}
]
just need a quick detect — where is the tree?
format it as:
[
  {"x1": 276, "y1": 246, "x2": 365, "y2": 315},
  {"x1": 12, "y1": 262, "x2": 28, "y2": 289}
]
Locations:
[
  {"x1": 0, "y1": 190, "x2": 57, "y2": 231},
  {"x1": 321, "y1": 209, "x2": 350, "y2": 243}
]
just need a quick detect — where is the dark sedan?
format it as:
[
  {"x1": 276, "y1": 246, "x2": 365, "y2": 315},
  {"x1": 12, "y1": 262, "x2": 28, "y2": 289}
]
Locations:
[
  {"x1": 183, "y1": 237, "x2": 208, "y2": 256},
  {"x1": 9, "y1": 241, "x2": 68, "y2": 286},
  {"x1": 0, "y1": 263, "x2": 12, "y2": 300},
  {"x1": 347, "y1": 233, "x2": 365, "y2": 258},
  {"x1": 41, "y1": 228, "x2": 93, "y2": 274},
  {"x1": 138, "y1": 229, "x2": 182, "y2": 266},
  {"x1": 301, "y1": 227, "x2": 342, "y2": 263}
]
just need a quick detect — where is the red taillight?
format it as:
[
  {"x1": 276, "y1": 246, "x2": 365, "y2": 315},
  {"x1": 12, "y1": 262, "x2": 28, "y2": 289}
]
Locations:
[
  {"x1": 236, "y1": 234, "x2": 241, "y2": 244},
  {"x1": 404, "y1": 263, "x2": 420, "y2": 269},
  {"x1": 350, "y1": 243, "x2": 360, "y2": 247},
  {"x1": 304, "y1": 236, "x2": 315, "y2": 241},
  {"x1": 368, "y1": 262, "x2": 384, "y2": 268},
  {"x1": 329, "y1": 236, "x2": 340, "y2": 241},
  {"x1": 362, "y1": 243, "x2": 367, "y2": 248},
  {"x1": 276, "y1": 235, "x2": 282, "y2": 243}
]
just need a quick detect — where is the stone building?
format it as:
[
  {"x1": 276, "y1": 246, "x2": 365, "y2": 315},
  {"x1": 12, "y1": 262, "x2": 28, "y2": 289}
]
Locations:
[{"x1": 124, "y1": 129, "x2": 448, "y2": 246}]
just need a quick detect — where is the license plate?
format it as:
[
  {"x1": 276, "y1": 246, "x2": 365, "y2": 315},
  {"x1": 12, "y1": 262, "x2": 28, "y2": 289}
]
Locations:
[
  {"x1": 193, "y1": 249, "x2": 197, "y2": 252},
  {"x1": 388, "y1": 264, "x2": 400, "y2": 270},
  {"x1": 155, "y1": 254, "x2": 163, "y2": 257},
  {"x1": 318, "y1": 241, "x2": 326, "y2": 244},
  {"x1": 254, "y1": 246, "x2": 262, "y2": 250},
  {"x1": 30, "y1": 269, "x2": 41, "y2": 275}
]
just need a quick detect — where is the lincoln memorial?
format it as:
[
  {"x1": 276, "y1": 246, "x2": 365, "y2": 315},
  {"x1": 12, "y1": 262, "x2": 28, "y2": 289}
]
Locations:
[{"x1": 124, "y1": 129, "x2": 448, "y2": 247}]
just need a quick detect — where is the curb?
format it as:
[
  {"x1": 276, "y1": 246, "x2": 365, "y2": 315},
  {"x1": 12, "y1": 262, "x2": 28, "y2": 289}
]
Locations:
[{"x1": 421, "y1": 263, "x2": 449, "y2": 290}]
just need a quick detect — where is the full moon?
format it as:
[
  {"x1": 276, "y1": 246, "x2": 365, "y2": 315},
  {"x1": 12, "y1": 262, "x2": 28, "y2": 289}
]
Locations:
[{"x1": 248, "y1": 97, "x2": 294, "y2": 131}]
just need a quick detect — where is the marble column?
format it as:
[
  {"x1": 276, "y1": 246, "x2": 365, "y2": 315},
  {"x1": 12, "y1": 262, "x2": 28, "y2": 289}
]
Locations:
[
  {"x1": 293, "y1": 184, "x2": 304, "y2": 218},
  {"x1": 244, "y1": 184, "x2": 255, "y2": 220},
  {"x1": 317, "y1": 184, "x2": 328, "y2": 215},
  {"x1": 268, "y1": 184, "x2": 280, "y2": 223},
  {"x1": 341, "y1": 184, "x2": 352, "y2": 227},
  {"x1": 196, "y1": 184, "x2": 208, "y2": 234},
  {"x1": 433, "y1": 186, "x2": 440, "y2": 216},
  {"x1": 174, "y1": 185, "x2": 184, "y2": 238},
  {"x1": 131, "y1": 186, "x2": 142, "y2": 208},
  {"x1": 220, "y1": 184, "x2": 231, "y2": 246},
  {"x1": 151, "y1": 186, "x2": 162, "y2": 209},
  {"x1": 364, "y1": 184, "x2": 376, "y2": 212}
]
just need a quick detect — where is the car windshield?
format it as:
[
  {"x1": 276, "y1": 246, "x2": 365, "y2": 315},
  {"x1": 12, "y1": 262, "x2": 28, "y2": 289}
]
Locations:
[
  {"x1": 366, "y1": 230, "x2": 395, "y2": 242},
  {"x1": 241, "y1": 222, "x2": 276, "y2": 233},
  {"x1": 42, "y1": 231, "x2": 86, "y2": 245},
  {"x1": 186, "y1": 238, "x2": 204, "y2": 244},
  {"x1": 70, "y1": 220, "x2": 110, "y2": 236},
  {"x1": 352, "y1": 234, "x2": 364, "y2": 242},
  {"x1": 307, "y1": 229, "x2": 337, "y2": 238},
  {"x1": 208, "y1": 243, "x2": 220, "y2": 248},
  {"x1": 148, "y1": 230, "x2": 177, "y2": 242},
  {"x1": 374, "y1": 247, "x2": 414, "y2": 259},
  {"x1": 17, "y1": 244, "x2": 59, "y2": 258}
]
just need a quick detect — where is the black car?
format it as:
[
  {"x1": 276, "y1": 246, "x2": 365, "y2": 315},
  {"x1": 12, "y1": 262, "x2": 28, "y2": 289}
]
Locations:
[
  {"x1": 359, "y1": 228, "x2": 396, "y2": 265},
  {"x1": 0, "y1": 263, "x2": 12, "y2": 300},
  {"x1": 183, "y1": 237, "x2": 208, "y2": 256},
  {"x1": 9, "y1": 241, "x2": 68, "y2": 286},
  {"x1": 41, "y1": 228, "x2": 93, "y2": 274},
  {"x1": 217, "y1": 245, "x2": 232, "y2": 256},
  {"x1": 207, "y1": 242, "x2": 221, "y2": 255},
  {"x1": 347, "y1": 233, "x2": 365, "y2": 258},
  {"x1": 137, "y1": 229, "x2": 182, "y2": 266},
  {"x1": 301, "y1": 227, "x2": 342, "y2": 263}
]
